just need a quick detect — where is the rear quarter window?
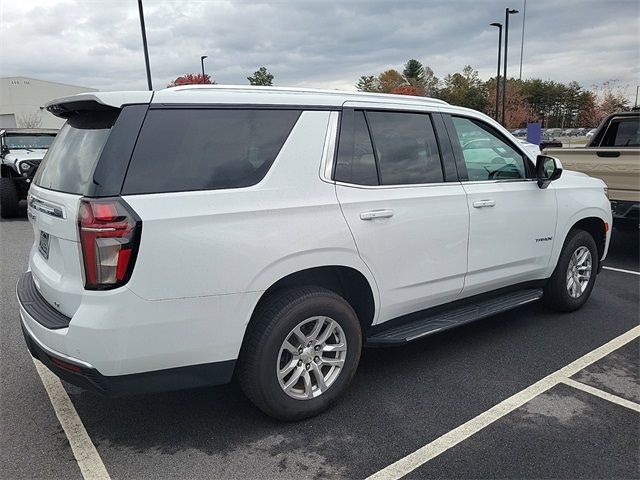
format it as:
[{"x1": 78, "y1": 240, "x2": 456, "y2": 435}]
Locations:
[{"x1": 122, "y1": 108, "x2": 301, "y2": 194}]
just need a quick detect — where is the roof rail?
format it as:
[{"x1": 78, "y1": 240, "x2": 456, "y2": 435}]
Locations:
[{"x1": 165, "y1": 84, "x2": 449, "y2": 105}]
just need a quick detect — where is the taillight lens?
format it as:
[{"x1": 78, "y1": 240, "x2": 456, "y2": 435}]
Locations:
[{"x1": 78, "y1": 197, "x2": 142, "y2": 290}]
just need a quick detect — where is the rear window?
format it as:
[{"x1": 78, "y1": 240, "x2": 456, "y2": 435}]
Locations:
[
  {"x1": 122, "y1": 108, "x2": 301, "y2": 194},
  {"x1": 34, "y1": 111, "x2": 118, "y2": 194}
]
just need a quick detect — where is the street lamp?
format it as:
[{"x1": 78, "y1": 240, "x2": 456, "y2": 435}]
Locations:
[
  {"x1": 137, "y1": 0, "x2": 153, "y2": 90},
  {"x1": 490, "y1": 22, "x2": 502, "y2": 122},
  {"x1": 200, "y1": 55, "x2": 208, "y2": 82},
  {"x1": 502, "y1": 8, "x2": 519, "y2": 125}
]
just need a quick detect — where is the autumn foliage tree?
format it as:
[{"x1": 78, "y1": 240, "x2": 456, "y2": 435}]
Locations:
[
  {"x1": 390, "y1": 85, "x2": 422, "y2": 96},
  {"x1": 167, "y1": 73, "x2": 215, "y2": 87}
]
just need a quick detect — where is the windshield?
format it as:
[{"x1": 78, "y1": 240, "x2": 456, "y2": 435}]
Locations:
[{"x1": 4, "y1": 134, "x2": 56, "y2": 150}]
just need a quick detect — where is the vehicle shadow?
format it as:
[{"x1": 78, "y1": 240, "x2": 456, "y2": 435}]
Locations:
[{"x1": 606, "y1": 228, "x2": 639, "y2": 270}]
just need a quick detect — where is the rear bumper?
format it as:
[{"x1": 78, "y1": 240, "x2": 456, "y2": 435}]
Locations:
[
  {"x1": 17, "y1": 270, "x2": 242, "y2": 395},
  {"x1": 21, "y1": 317, "x2": 236, "y2": 396}
]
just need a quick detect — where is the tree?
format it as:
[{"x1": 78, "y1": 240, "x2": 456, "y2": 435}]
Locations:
[
  {"x1": 17, "y1": 112, "x2": 42, "y2": 128},
  {"x1": 356, "y1": 75, "x2": 380, "y2": 92},
  {"x1": 422, "y1": 66, "x2": 439, "y2": 97},
  {"x1": 595, "y1": 80, "x2": 629, "y2": 117},
  {"x1": 403, "y1": 59, "x2": 425, "y2": 84},
  {"x1": 167, "y1": 73, "x2": 215, "y2": 87},
  {"x1": 390, "y1": 85, "x2": 422, "y2": 96},
  {"x1": 377, "y1": 69, "x2": 406, "y2": 93},
  {"x1": 575, "y1": 91, "x2": 599, "y2": 127},
  {"x1": 439, "y1": 65, "x2": 486, "y2": 111},
  {"x1": 247, "y1": 66, "x2": 274, "y2": 86}
]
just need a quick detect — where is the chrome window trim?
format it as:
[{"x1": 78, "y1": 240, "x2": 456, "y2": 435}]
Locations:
[
  {"x1": 335, "y1": 180, "x2": 456, "y2": 190},
  {"x1": 320, "y1": 111, "x2": 340, "y2": 182}
]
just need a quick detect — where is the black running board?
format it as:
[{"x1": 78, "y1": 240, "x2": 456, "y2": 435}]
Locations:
[{"x1": 366, "y1": 288, "x2": 543, "y2": 346}]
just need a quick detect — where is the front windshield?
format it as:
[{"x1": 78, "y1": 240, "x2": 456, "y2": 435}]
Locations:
[{"x1": 4, "y1": 134, "x2": 56, "y2": 150}]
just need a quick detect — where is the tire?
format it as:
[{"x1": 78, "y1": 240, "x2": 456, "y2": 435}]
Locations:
[
  {"x1": 237, "y1": 286, "x2": 362, "y2": 421},
  {"x1": 0, "y1": 177, "x2": 19, "y2": 219},
  {"x1": 543, "y1": 229, "x2": 598, "y2": 312}
]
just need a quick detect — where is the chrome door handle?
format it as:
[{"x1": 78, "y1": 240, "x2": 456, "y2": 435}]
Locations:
[
  {"x1": 472, "y1": 200, "x2": 496, "y2": 208},
  {"x1": 360, "y1": 209, "x2": 394, "y2": 220}
]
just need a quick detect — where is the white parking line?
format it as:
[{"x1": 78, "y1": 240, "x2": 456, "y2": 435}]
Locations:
[
  {"x1": 603, "y1": 266, "x2": 640, "y2": 276},
  {"x1": 366, "y1": 325, "x2": 640, "y2": 480},
  {"x1": 562, "y1": 378, "x2": 640, "y2": 413},
  {"x1": 33, "y1": 359, "x2": 111, "y2": 480}
]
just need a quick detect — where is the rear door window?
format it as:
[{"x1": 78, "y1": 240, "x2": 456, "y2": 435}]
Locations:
[
  {"x1": 367, "y1": 111, "x2": 443, "y2": 185},
  {"x1": 122, "y1": 109, "x2": 301, "y2": 194},
  {"x1": 34, "y1": 110, "x2": 118, "y2": 194}
]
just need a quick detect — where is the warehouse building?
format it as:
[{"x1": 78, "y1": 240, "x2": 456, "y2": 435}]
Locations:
[{"x1": 0, "y1": 77, "x2": 97, "y2": 129}]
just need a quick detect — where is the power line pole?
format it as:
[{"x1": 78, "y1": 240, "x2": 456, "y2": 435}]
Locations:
[
  {"x1": 137, "y1": 0, "x2": 153, "y2": 91},
  {"x1": 519, "y1": 0, "x2": 526, "y2": 80}
]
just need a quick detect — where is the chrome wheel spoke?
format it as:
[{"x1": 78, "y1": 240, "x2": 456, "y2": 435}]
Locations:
[
  {"x1": 307, "y1": 317, "x2": 324, "y2": 341},
  {"x1": 321, "y1": 357, "x2": 345, "y2": 368},
  {"x1": 278, "y1": 359, "x2": 298, "y2": 380},
  {"x1": 311, "y1": 363, "x2": 327, "y2": 392},
  {"x1": 301, "y1": 370, "x2": 313, "y2": 399},
  {"x1": 566, "y1": 246, "x2": 592, "y2": 299},
  {"x1": 316, "y1": 320, "x2": 337, "y2": 344},
  {"x1": 323, "y1": 342, "x2": 346, "y2": 353},
  {"x1": 292, "y1": 326, "x2": 307, "y2": 344},
  {"x1": 283, "y1": 365, "x2": 304, "y2": 390},
  {"x1": 282, "y1": 340, "x2": 299, "y2": 355}
]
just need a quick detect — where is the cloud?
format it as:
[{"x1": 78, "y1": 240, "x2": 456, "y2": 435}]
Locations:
[{"x1": 1, "y1": 0, "x2": 638, "y2": 100}]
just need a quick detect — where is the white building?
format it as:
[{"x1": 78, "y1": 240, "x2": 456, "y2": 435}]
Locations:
[{"x1": 0, "y1": 77, "x2": 97, "y2": 129}]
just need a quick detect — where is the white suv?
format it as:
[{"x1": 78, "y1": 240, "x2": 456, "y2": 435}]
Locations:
[{"x1": 18, "y1": 86, "x2": 611, "y2": 420}]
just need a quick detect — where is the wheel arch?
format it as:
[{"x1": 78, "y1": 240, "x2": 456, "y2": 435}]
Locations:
[
  {"x1": 250, "y1": 265, "x2": 378, "y2": 335},
  {"x1": 570, "y1": 216, "x2": 607, "y2": 261}
]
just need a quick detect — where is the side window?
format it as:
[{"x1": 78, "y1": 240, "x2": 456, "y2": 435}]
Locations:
[
  {"x1": 600, "y1": 118, "x2": 640, "y2": 147},
  {"x1": 334, "y1": 111, "x2": 378, "y2": 185},
  {"x1": 367, "y1": 111, "x2": 443, "y2": 185},
  {"x1": 122, "y1": 108, "x2": 301, "y2": 194},
  {"x1": 451, "y1": 116, "x2": 527, "y2": 181}
]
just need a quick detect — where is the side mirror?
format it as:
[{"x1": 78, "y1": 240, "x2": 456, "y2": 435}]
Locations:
[
  {"x1": 536, "y1": 155, "x2": 562, "y2": 189},
  {"x1": 1, "y1": 145, "x2": 9, "y2": 156}
]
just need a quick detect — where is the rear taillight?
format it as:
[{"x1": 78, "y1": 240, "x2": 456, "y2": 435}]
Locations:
[{"x1": 78, "y1": 197, "x2": 142, "y2": 290}]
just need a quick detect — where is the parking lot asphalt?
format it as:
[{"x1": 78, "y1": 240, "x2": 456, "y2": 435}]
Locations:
[{"x1": 1, "y1": 214, "x2": 638, "y2": 480}]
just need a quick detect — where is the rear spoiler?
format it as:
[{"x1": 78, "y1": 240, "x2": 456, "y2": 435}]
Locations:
[{"x1": 46, "y1": 92, "x2": 153, "y2": 119}]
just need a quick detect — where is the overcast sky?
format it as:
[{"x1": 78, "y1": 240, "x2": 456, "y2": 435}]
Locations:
[{"x1": 1, "y1": 0, "x2": 639, "y2": 100}]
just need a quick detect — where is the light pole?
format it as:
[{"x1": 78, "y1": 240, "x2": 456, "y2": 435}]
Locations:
[
  {"x1": 502, "y1": 8, "x2": 519, "y2": 125},
  {"x1": 137, "y1": 0, "x2": 153, "y2": 90},
  {"x1": 200, "y1": 55, "x2": 208, "y2": 82},
  {"x1": 490, "y1": 22, "x2": 502, "y2": 122}
]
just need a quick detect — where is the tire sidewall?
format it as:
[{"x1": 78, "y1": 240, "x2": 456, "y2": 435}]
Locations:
[{"x1": 252, "y1": 292, "x2": 361, "y2": 420}]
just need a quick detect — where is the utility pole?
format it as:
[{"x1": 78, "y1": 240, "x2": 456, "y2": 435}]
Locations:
[
  {"x1": 490, "y1": 23, "x2": 503, "y2": 121},
  {"x1": 519, "y1": 0, "x2": 526, "y2": 80},
  {"x1": 137, "y1": 0, "x2": 153, "y2": 90},
  {"x1": 502, "y1": 8, "x2": 519, "y2": 125}
]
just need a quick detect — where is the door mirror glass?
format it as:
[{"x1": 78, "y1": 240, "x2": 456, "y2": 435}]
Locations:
[{"x1": 536, "y1": 155, "x2": 562, "y2": 188}]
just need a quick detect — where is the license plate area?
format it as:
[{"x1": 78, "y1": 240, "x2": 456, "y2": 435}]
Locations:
[{"x1": 38, "y1": 231, "x2": 50, "y2": 260}]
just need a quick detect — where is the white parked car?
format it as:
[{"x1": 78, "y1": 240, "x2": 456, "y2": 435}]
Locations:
[{"x1": 18, "y1": 86, "x2": 611, "y2": 420}]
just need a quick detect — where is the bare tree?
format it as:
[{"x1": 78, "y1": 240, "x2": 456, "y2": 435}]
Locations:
[{"x1": 17, "y1": 112, "x2": 43, "y2": 128}]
